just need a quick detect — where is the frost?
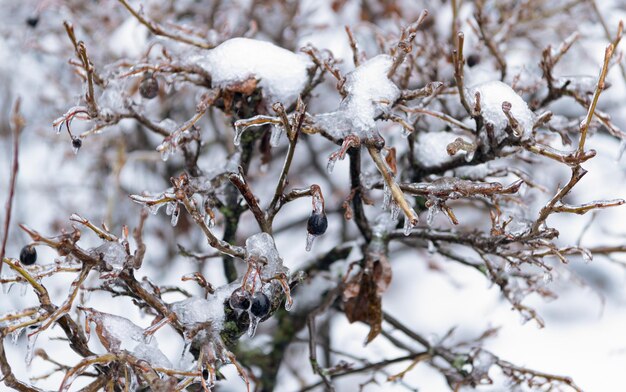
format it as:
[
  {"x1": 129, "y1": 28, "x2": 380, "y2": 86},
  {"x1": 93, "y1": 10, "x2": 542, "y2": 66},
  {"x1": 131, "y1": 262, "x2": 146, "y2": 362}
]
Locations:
[
  {"x1": 467, "y1": 80, "x2": 534, "y2": 142},
  {"x1": 415, "y1": 131, "x2": 466, "y2": 167},
  {"x1": 196, "y1": 38, "x2": 311, "y2": 106},
  {"x1": 313, "y1": 55, "x2": 400, "y2": 139}
]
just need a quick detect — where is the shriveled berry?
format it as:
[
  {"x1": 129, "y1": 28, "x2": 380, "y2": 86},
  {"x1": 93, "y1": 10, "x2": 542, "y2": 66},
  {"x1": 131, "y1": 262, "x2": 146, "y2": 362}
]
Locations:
[
  {"x1": 466, "y1": 54, "x2": 480, "y2": 68},
  {"x1": 250, "y1": 292, "x2": 270, "y2": 318},
  {"x1": 26, "y1": 16, "x2": 39, "y2": 28},
  {"x1": 229, "y1": 288, "x2": 251, "y2": 310},
  {"x1": 139, "y1": 73, "x2": 159, "y2": 99},
  {"x1": 19, "y1": 245, "x2": 37, "y2": 265},
  {"x1": 307, "y1": 212, "x2": 328, "y2": 236}
]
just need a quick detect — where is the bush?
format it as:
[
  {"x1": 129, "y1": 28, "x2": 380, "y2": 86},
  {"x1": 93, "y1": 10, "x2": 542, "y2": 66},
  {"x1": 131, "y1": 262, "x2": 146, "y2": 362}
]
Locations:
[{"x1": 1, "y1": 1, "x2": 625, "y2": 391}]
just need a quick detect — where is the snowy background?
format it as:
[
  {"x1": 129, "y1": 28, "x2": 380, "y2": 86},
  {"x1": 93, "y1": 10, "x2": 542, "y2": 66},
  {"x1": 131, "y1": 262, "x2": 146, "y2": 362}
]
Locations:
[{"x1": 1, "y1": 0, "x2": 626, "y2": 391}]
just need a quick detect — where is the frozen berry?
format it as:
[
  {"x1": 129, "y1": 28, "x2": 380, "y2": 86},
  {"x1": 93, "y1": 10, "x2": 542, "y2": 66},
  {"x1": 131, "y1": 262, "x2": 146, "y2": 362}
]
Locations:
[
  {"x1": 229, "y1": 288, "x2": 251, "y2": 310},
  {"x1": 19, "y1": 245, "x2": 37, "y2": 265},
  {"x1": 250, "y1": 292, "x2": 270, "y2": 318},
  {"x1": 72, "y1": 137, "x2": 82, "y2": 150},
  {"x1": 466, "y1": 54, "x2": 480, "y2": 68},
  {"x1": 307, "y1": 212, "x2": 328, "y2": 236},
  {"x1": 202, "y1": 368, "x2": 209, "y2": 380},
  {"x1": 139, "y1": 73, "x2": 159, "y2": 99},
  {"x1": 26, "y1": 16, "x2": 39, "y2": 28}
]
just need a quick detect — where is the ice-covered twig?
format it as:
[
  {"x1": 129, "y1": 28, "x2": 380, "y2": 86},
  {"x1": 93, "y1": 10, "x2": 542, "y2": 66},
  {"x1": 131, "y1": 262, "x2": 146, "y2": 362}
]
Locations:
[
  {"x1": 117, "y1": 0, "x2": 214, "y2": 49},
  {"x1": 367, "y1": 145, "x2": 418, "y2": 226},
  {"x1": 400, "y1": 178, "x2": 523, "y2": 199},
  {"x1": 452, "y1": 32, "x2": 473, "y2": 115},
  {"x1": 578, "y1": 43, "x2": 614, "y2": 154},
  {"x1": 0, "y1": 99, "x2": 23, "y2": 276},
  {"x1": 63, "y1": 22, "x2": 99, "y2": 117},
  {"x1": 227, "y1": 169, "x2": 269, "y2": 233},
  {"x1": 69, "y1": 213, "x2": 118, "y2": 242},
  {"x1": 388, "y1": 10, "x2": 428, "y2": 79}
]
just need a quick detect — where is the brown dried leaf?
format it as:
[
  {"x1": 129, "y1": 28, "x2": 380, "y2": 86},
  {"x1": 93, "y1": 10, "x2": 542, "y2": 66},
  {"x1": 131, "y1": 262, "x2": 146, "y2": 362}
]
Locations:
[{"x1": 342, "y1": 256, "x2": 392, "y2": 344}]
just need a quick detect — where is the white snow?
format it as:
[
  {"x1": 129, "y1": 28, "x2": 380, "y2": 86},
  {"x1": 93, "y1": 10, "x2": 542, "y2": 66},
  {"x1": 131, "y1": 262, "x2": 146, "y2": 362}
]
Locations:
[
  {"x1": 313, "y1": 54, "x2": 401, "y2": 138},
  {"x1": 197, "y1": 38, "x2": 312, "y2": 106},
  {"x1": 414, "y1": 131, "x2": 467, "y2": 168},
  {"x1": 467, "y1": 80, "x2": 535, "y2": 142}
]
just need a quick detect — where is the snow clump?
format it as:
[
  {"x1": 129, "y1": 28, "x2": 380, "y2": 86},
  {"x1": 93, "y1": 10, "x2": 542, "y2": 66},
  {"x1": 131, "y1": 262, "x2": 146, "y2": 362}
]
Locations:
[
  {"x1": 314, "y1": 54, "x2": 400, "y2": 139},
  {"x1": 197, "y1": 37, "x2": 312, "y2": 107},
  {"x1": 467, "y1": 80, "x2": 534, "y2": 142}
]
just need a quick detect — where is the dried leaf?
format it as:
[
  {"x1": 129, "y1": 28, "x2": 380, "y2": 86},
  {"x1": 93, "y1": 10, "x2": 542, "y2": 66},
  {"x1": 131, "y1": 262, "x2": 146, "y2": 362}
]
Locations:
[{"x1": 342, "y1": 256, "x2": 392, "y2": 344}]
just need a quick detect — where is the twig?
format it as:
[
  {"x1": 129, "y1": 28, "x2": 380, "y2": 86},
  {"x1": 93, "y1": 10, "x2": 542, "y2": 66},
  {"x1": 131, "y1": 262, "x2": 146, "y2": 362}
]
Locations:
[
  {"x1": 0, "y1": 99, "x2": 23, "y2": 276},
  {"x1": 578, "y1": 43, "x2": 614, "y2": 154},
  {"x1": 367, "y1": 145, "x2": 418, "y2": 225},
  {"x1": 117, "y1": 0, "x2": 214, "y2": 49}
]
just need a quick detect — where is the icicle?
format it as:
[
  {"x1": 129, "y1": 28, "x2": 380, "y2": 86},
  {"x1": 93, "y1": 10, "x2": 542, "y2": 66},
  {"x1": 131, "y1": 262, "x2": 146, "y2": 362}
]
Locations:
[
  {"x1": 618, "y1": 139, "x2": 626, "y2": 161},
  {"x1": 159, "y1": 145, "x2": 171, "y2": 161},
  {"x1": 25, "y1": 330, "x2": 39, "y2": 365},
  {"x1": 247, "y1": 315, "x2": 260, "y2": 338},
  {"x1": 326, "y1": 157, "x2": 337, "y2": 173},
  {"x1": 166, "y1": 201, "x2": 176, "y2": 216},
  {"x1": 390, "y1": 202, "x2": 400, "y2": 222},
  {"x1": 146, "y1": 203, "x2": 163, "y2": 215},
  {"x1": 426, "y1": 204, "x2": 437, "y2": 226},
  {"x1": 305, "y1": 232, "x2": 316, "y2": 252},
  {"x1": 427, "y1": 240, "x2": 436, "y2": 254},
  {"x1": 382, "y1": 182, "x2": 391, "y2": 210},
  {"x1": 401, "y1": 126, "x2": 413, "y2": 138},
  {"x1": 542, "y1": 272, "x2": 553, "y2": 284},
  {"x1": 284, "y1": 295, "x2": 294, "y2": 311},
  {"x1": 270, "y1": 125, "x2": 283, "y2": 147},
  {"x1": 170, "y1": 204, "x2": 180, "y2": 227},
  {"x1": 10, "y1": 328, "x2": 23, "y2": 344},
  {"x1": 403, "y1": 216, "x2": 415, "y2": 236},
  {"x1": 233, "y1": 125, "x2": 245, "y2": 146}
]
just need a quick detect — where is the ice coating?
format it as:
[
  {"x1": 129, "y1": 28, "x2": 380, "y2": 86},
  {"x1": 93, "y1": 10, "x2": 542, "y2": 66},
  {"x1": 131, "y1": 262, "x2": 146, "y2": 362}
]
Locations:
[
  {"x1": 170, "y1": 282, "x2": 238, "y2": 333},
  {"x1": 245, "y1": 232, "x2": 288, "y2": 279},
  {"x1": 82, "y1": 309, "x2": 172, "y2": 368},
  {"x1": 90, "y1": 242, "x2": 128, "y2": 271},
  {"x1": 197, "y1": 38, "x2": 311, "y2": 106},
  {"x1": 313, "y1": 55, "x2": 400, "y2": 138},
  {"x1": 132, "y1": 343, "x2": 172, "y2": 369},
  {"x1": 467, "y1": 80, "x2": 534, "y2": 142},
  {"x1": 415, "y1": 131, "x2": 465, "y2": 167}
]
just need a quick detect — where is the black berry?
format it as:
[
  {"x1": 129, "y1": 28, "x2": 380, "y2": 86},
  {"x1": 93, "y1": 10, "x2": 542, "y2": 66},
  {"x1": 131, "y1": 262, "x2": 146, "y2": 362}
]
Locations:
[
  {"x1": 202, "y1": 368, "x2": 209, "y2": 380},
  {"x1": 72, "y1": 138, "x2": 82, "y2": 150},
  {"x1": 19, "y1": 245, "x2": 37, "y2": 265},
  {"x1": 229, "y1": 288, "x2": 251, "y2": 310},
  {"x1": 139, "y1": 73, "x2": 159, "y2": 99},
  {"x1": 307, "y1": 212, "x2": 328, "y2": 236},
  {"x1": 250, "y1": 292, "x2": 270, "y2": 318},
  {"x1": 466, "y1": 54, "x2": 480, "y2": 68},
  {"x1": 26, "y1": 16, "x2": 39, "y2": 28}
]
